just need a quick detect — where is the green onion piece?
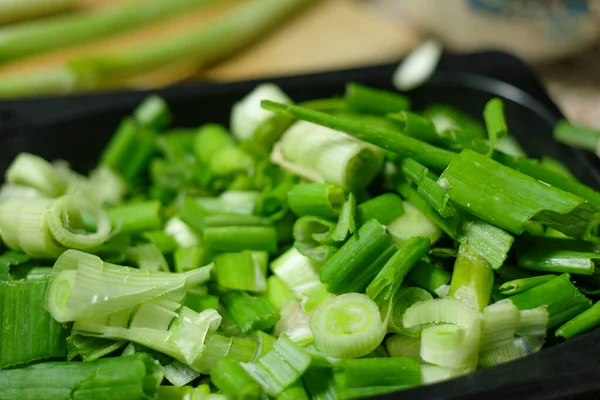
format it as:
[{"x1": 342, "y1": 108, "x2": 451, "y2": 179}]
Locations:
[
  {"x1": 483, "y1": 98, "x2": 508, "y2": 155},
  {"x1": 274, "y1": 121, "x2": 385, "y2": 191},
  {"x1": 193, "y1": 333, "x2": 257, "y2": 373},
  {"x1": 162, "y1": 360, "x2": 201, "y2": 388},
  {"x1": 133, "y1": 95, "x2": 172, "y2": 130},
  {"x1": 251, "y1": 331, "x2": 277, "y2": 360},
  {"x1": 0, "y1": 198, "x2": 65, "y2": 258},
  {"x1": 405, "y1": 261, "x2": 451, "y2": 296},
  {"x1": 241, "y1": 335, "x2": 311, "y2": 397},
  {"x1": 303, "y1": 366, "x2": 336, "y2": 400},
  {"x1": 270, "y1": 247, "x2": 330, "y2": 311},
  {"x1": 248, "y1": 114, "x2": 295, "y2": 150},
  {"x1": 211, "y1": 358, "x2": 262, "y2": 400},
  {"x1": 277, "y1": 379, "x2": 310, "y2": 400},
  {"x1": 440, "y1": 149, "x2": 584, "y2": 235},
  {"x1": 478, "y1": 335, "x2": 544, "y2": 369},
  {"x1": 420, "y1": 364, "x2": 465, "y2": 385},
  {"x1": 385, "y1": 334, "x2": 422, "y2": 361},
  {"x1": 356, "y1": 193, "x2": 405, "y2": 227},
  {"x1": 193, "y1": 124, "x2": 234, "y2": 165},
  {"x1": 458, "y1": 214, "x2": 514, "y2": 270},
  {"x1": 262, "y1": 100, "x2": 456, "y2": 170},
  {"x1": 422, "y1": 104, "x2": 486, "y2": 138},
  {"x1": 266, "y1": 276, "x2": 296, "y2": 310},
  {"x1": 495, "y1": 135, "x2": 526, "y2": 157},
  {"x1": 366, "y1": 236, "x2": 430, "y2": 305},
  {"x1": 88, "y1": 165, "x2": 127, "y2": 205},
  {"x1": 330, "y1": 193, "x2": 356, "y2": 242},
  {"x1": 479, "y1": 300, "x2": 520, "y2": 352},
  {"x1": 214, "y1": 251, "x2": 268, "y2": 292},
  {"x1": 516, "y1": 306, "x2": 549, "y2": 336},
  {"x1": 387, "y1": 287, "x2": 433, "y2": 335},
  {"x1": 0, "y1": 353, "x2": 162, "y2": 400},
  {"x1": 553, "y1": 119, "x2": 600, "y2": 152},
  {"x1": 334, "y1": 357, "x2": 421, "y2": 399},
  {"x1": 204, "y1": 226, "x2": 277, "y2": 254},
  {"x1": 387, "y1": 111, "x2": 439, "y2": 144},
  {"x1": 556, "y1": 300, "x2": 600, "y2": 339},
  {"x1": 5, "y1": 153, "x2": 66, "y2": 198},
  {"x1": 310, "y1": 293, "x2": 386, "y2": 359},
  {"x1": 46, "y1": 249, "x2": 210, "y2": 322},
  {"x1": 209, "y1": 144, "x2": 254, "y2": 177},
  {"x1": 319, "y1": 219, "x2": 395, "y2": 294},
  {"x1": 449, "y1": 243, "x2": 494, "y2": 311},
  {"x1": 344, "y1": 83, "x2": 411, "y2": 115},
  {"x1": 0, "y1": 183, "x2": 46, "y2": 201},
  {"x1": 293, "y1": 215, "x2": 338, "y2": 262},
  {"x1": 174, "y1": 246, "x2": 206, "y2": 273},
  {"x1": 401, "y1": 158, "x2": 455, "y2": 218},
  {"x1": 517, "y1": 238, "x2": 600, "y2": 276},
  {"x1": 222, "y1": 291, "x2": 280, "y2": 333},
  {"x1": 0, "y1": 0, "x2": 75, "y2": 25},
  {"x1": 403, "y1": 298, "x2": 481, "y2": 369},
  {"x1": 67, "y1": 334, "x2": 124, "y2": 362},
  {"x1": 142, "y1": 230, "x2": 178, "y2": 254},
  {"x1": 231, "y1": 83, "x2": 293, "y2": 141},
  {"x1": 507, "y1": 273, "x2": 591, "y2": 328},
  {"x1": 107, "y1": 200, "x2": 161, "y2": 235},
  {"x1": 0, "y1": 278, "x2": 68, "y2": 368},
  {"x1": 196, "y1": 190, "x2": 260, "y2": 216},
  {"x1": 434, "y1": 128, "x2": 490, "y2": 154},
  {"x1": 127, "y1": 243, "x2": 169, "y2": 272},
  {"x1": 0, "y1": 251, "x2": 29, "y2": 281},
  {"x1": 287, "y1": 183, "x2": 345, "y2": 219},
  {"x1": 499, "y1": 275, "x2": 556, "y2": 296},
  {"x1": 387, "y1": 201, "x2": 443, "y2": 247},
  {"x1": 274, "y1": 301, "x2": 313, "y2": 347},
  {"x1": 495, "y1": 152, "x2": 600, "y2": 208}
]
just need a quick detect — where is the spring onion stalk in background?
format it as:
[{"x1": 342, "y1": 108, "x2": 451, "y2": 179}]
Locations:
[
  {"x1": 0, "y1": 0, "x2": 76, "y2": 26},
  {"x1": 0, "y1": 0, "x2": 220, "y2": 61},
  {"x1": 0, "y1": 0, "x2": 317, "y2": 98}
]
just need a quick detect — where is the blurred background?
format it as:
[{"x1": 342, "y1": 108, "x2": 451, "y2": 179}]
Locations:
[{"x1": 0, "y1": 0, "x2": 598, "y2": 127}]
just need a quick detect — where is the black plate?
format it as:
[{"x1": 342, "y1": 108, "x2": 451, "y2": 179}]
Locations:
[{"x1": 1, "y1": 51, "x2": 600, "y2": 399}]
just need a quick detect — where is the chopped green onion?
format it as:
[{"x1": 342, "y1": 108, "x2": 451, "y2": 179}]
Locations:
[
  {"x1": 440, "y1": 149, "x2": 585, "y2": 236},
  {"x1": 46, "y1": 249, "x2": 210, "y2": 322},
  {"x1": 553, "y1": 119, "x2": 600, "y2": 152},
  {"x1": 274, "y1": 301, "x2": 313, "y2": 346},
  {"x1": 266, "y1": 276, "x2": 297, "y2": 310},
  {"x1": 556, "y1": 300, "x2": 600, "y2": 339},
  {"x1": 385, "y1": 334, "x2": 422, "y2": 361},
  {"x1": 403, "y1": 298, "x2": 481, "y2": 369},
  {"x1": 458, "y1": 215, "x2": 514, "y2": 270},
  {"x1": 420, "y1": 364, "x2": 465, "y2": 385},
  {"x1": 303, "y1": 366, "x2": 337, "y2": 400},
  {"x1": 448, "y1": 243, "x2": 494, "y2": 311},
  {"x1": 174, "y1": 246, "x2": 206, "y2": 273},
  {"x1": 142, "y1": 230, "x2": 178, "y2": 254},
  {"x1": 406, "y1": 261, "x2": 451, "y2": 296},
  {"x1": 479, "y1": 300, "x2": 520, "y2": 352},
  {"x1": 387, "y1": 201, "x2": 442, "y2": 247},
  {"x1": 516, "y1": 306, "x2": 549, "y2": 336},
  {"x1": 392, "y1": 39, "x2": 442, "y2": 92},
  {"x1": 107, "y1": 200, "x2": 162, "y2": 235},
  {"x1": 517, "y1": 237, "x2": 600, "y2": 275},
  {"x1": 162, "y1": 359, "x2": 201, "y2": 388},
  {"x1": 127, "y1": 243, "x2": 169, "y2": 272},
  {"x1": 400, "y1": 158, "x2": 455, "y2": 218},
  {"x1": 165, "y1": 217, "x2": 202, "y2": 248},
  {"x1": 277, "y1": 379, "x2": 310, "y2": 400},
  {"x1": 388, "y1": 111, "x2": 440, "y2": 145},
  {"x1": 330, "y1": 193, "x2": 356, "y2": 242},
  {"x1": 366, "y1": 236, "x2": 430, "y2": 305},
  {"x1": 478, "y1": 335, "x2": 544, "y2": 369},
  {"x1": 221, "y1": 291, "x2": 280, "y2": 333},
  {"x1": 310, "y1": 293, "x2": 386, "y2": 359},
  {"x1": 262, "y1": 100, "x2": 456, "y2": 170},
  {"x1": 211, "y1": 358, "x2": 263, "y2": 400},
  {"x1": 334, "y1": 357, "x2": 421, "y2": 399},
  {"x1": 134, "y1": 95, "x2": 172, "y2": 130},
  {"x1": 287, "y1": 183, "x2": 345, "y2": 219},
  {"x1": 5, "y1": 153, "x2": 66, "y2": 198},
  {"x1": 0, "y1": 278, "x2": 68, "y2": 368},
  {"x1": 231, "y1": 84, "x2": 293, "y2": 141},
  {"x1": 507, "y1": 273, "x2": 591, "y2": 328},
  {"x1": 356, "y1": 193, "x2": 405, "y2": 227},
  {"x1": 344, "y1": 83, "x2": 411, "y2": 115},
  {"x1": 387, "y1": 287, "x2": 433, "y2": 335},
  {"x1": 251, "y1": 330, "x2": 277, "y2": 360},
  {"x1": 193, "y1": 124, "x2": 234, "y2": 165},
  {"x1": 204, "y1": 226, "x2": 277, "y2": 253},
  {"x1": 0, "y1": 251, "x2": 29, "y2": 280},
  {"x1": 196, "y1": 190, "x2": 260, "y2": 216},
  {"x1": 293, "y1": 215, "x2": 338, "y2": 262},
  {"x1": 241, "y1": 335, "x2": 311, "y2": 397},
  {"x1": 319, "y1": 219, "x2": 396, "y2": 294},
  {"x1": 214, "y1": 251, "x2": 268, "y2": 292},
  {"x1": 67, "y1": 334, "x2": 124, "y2": 362},
  {"x1": 499, "y1": 275, "x2": 556, "y2": 296},
  {"x1": 274, "y1": 121, "x2": 385, "y2": 191},
  {"x1": 0, "y1": 353, "x2": 163, "y2": 400},
  {"x1": 483, "y1": 98, "x2": 508, "y2": 155}
]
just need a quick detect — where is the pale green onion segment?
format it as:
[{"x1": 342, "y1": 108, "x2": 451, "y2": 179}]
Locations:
[
  {"x1": 310, "y1": 293, "x2": 386, "y2": 359},
  {"x1": 5, "y1": 153, "x2": 66, "y2": 198},
  {"x1": 274, "y1": 301, "x2": 313, "y2": 347},
  {"x1": 273, "y1": 121, "x2": 385, "y2": 190},
  {"x1": 403, "y1": 298, "x2": 481, "y2": 370},
  {"x1": 46, "y1": 249, "x2": 211, "y2": 323},
  {"x1": 231, "y1": 84, "x2": 293, "y2": 141},
  {"x1": 387, "y1": 201, "x2": 442, "y2": 247}
]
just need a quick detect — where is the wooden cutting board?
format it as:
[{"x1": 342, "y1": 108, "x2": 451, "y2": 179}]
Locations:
[{"x1": 0, "y1": 0, "x2": 421, "y2": 89}]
